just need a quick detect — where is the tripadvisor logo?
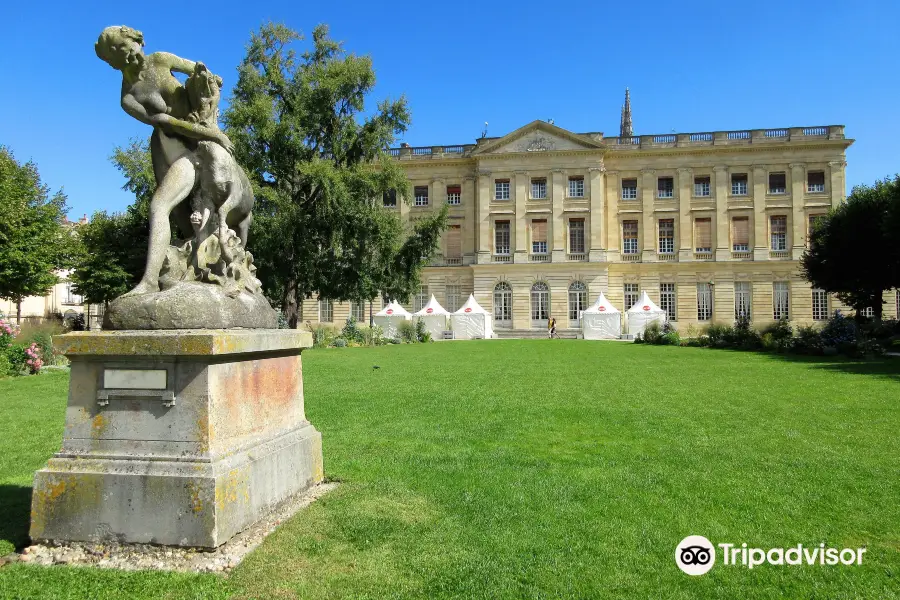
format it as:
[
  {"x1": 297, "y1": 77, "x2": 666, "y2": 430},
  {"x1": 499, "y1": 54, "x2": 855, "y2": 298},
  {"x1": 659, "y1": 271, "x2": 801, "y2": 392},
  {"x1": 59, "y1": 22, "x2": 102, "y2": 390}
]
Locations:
[{"x1": 675, "y1": 536, "x2": 867, "y2": 576}]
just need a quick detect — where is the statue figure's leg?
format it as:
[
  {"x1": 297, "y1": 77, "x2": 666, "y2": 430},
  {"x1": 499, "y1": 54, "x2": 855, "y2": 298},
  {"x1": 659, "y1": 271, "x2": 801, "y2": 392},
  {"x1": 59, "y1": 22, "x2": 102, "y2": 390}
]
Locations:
[
  {"x1": 128, "y1": 155, "x2": 198, "y2": 295},
  {"x1": 151, "y1": 130, "x2": 194, "y2": 240},
  {"x1": 236, "y1": 212, "x2": 252, "y2": 247}
]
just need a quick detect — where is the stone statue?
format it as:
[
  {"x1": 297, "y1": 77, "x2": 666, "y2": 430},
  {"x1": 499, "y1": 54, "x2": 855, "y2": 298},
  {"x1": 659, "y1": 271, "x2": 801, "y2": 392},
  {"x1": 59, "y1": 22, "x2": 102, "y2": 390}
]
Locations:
[{"x1": 95, "y1": 26, "x2": 275, "y2": 329}]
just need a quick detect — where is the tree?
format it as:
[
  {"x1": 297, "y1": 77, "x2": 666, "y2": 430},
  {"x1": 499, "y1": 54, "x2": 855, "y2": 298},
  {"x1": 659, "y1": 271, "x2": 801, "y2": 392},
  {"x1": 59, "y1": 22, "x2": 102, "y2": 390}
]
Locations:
[
  {"x1": 0, "y1": 146, "x2": 72, "y2": 323},
  {"x1": 801, "y1": 176, "x2": 900, "y2": 321},
  {"x1": 224, "y1": 23, "x2": 447, "y2": 327},
  {"x1": 70, "y1": 139, "x2": 155, "y2": 305}
]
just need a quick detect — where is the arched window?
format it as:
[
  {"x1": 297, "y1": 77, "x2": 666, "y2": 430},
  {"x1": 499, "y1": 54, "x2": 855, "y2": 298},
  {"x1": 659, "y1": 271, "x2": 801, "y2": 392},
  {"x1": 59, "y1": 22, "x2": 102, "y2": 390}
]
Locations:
[
  {"x1": 568, "y1": 281, "x2": 587, "y2": 326},
  {"x1": 531, "y1": 282, "x2": 550, "y2": 326},
  {"x1": 493, "y1": 282, "x2": 512, "y2": 326}
]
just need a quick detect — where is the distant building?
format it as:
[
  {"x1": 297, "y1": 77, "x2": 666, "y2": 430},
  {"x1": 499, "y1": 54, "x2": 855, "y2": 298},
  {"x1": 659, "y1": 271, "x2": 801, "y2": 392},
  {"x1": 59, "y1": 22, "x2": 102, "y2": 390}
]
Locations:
[
  {"x1": 307, "y1": 95, "x2": 899, "y2": 333},
  {"x1": 1, "y1": 215, "x2": 92, "y2": 325}
]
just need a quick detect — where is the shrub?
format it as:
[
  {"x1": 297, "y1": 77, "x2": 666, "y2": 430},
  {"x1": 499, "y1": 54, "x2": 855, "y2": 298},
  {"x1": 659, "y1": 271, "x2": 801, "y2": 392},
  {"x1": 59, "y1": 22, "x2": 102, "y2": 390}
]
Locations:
[
  {"x1": 276, "y1": 310, "x2": 289, "y2": 329},
  {"x1": 760, "y1": 319, "x2": 794, "y2": 352},
  {"x1": 639, "y1": 322, "x2": 680, "y2": 346},
  {"x1": 333, "y1": 338, "x2": 348, "y2": 348},
  {"x1": 363, "y1": 325, "x2": 385, "y2": 347},
  {"x1": 341, "y1": 317, "x2": 366, "y2": 344},
  {"x1": 0, "y1": 353, "x2": 10, "y2": 378},
  {"x1": 792, "y1": 325, "x2": 824, "y2": 355},
  {"x1": 705, "y1": 324, "x2": 732, "y2": 348},
  {"x1": 414, "y1": 319, "x2": 431, "y2": 343},
  {"x1": 820, "y1": 310, "x2": 858, "y2": 351},
  {"x1": 398, "y1": 320, "x2": 417, "y2": 344},
  {"x1": 5, "y1": 344, "x2": 27, "y2": 376},
  {"x1": 308, "y1": 323, "x2": 339, "y2": 348},
  {"x1": 728, "y1": 316, "x2": 762, "y2": 350}
]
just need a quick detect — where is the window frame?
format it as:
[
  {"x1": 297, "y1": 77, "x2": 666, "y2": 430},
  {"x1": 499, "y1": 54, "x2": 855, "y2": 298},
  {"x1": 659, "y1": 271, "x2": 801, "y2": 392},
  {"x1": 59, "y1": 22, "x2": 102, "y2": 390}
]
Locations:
[
  {"x1": 446, "y1": 184, "x2": 461, "y2": 205},
  {"x1": 494, "y1": 179, "x2": 511, "y2": 201},
  {"x1": 318, "y1": 298, "x2": 333, "y2": 323},
  {"x1": 770, "y1": 215, "x2": 787, "y2": 251},
  {"x1": 693, "y1": 176, "x2": 711, "y2": 197},
  {"x1": 660, "y1": 283, "x2": 676, "y2": 321},
  {"x1": 493, "y1": 282, "x2": 512, "y2": 326},
  {"x1": 812, "y1": 289, "x2": 828, "y2": 321},
  {"x1": 622, "y1": 220, "x2": 639, "y2": 255},
  {"x1": 731, "y1": 173, "x2": 749, "y2": 196},
  {"x1": 446, "y1": 285, "x2": 462, "y2": 313},
  {"x1": 530, "y1": 282, "x2": 550, "y2": 325},
  {"x1": 697, "y1": 283, "x2": 713, "y2": 321},
  {"x1": 568, "y1": 281, "x2": 587, "y2": 326},
  {"x1": 568, "y1": 176, "x2": 585, "y2": 198},
  {"x1": 807, "y1": 171, "x2": 826, "y2": 194},
  {"x1": 657, "y1": 176, "x2": 674, "y2": 199},
  {"x1": 624, "y1": 283, "x2": 640, "y2": 310},
  {"x1": 530, "y1": 219, "x2": 548, "y2": 255},
  {"x1": 658, "y1": 219, "x2": 675, "y2": 254},
  {"x1": 768, "y1": 172, "x2": 787, "y2": 195},
  {"x1": 731, "y1": 216, "x2": 750, "y2": 252},
  {"x1": 621, "y1": 178, "x2": 638, "y2": 200},
  {"x1": 734, "y1": 281, "x2": 751, "y2": 320},
  {"x1": 414, "y1": 185, "x2": 429, "y2": 207},
  {"x1": 494, "y1": 220, "x2": 511, "y2": 255},
  {"x1": 531, "y1": 178, "x2": 547, "y2": 200},
  {"x1": 773, "y1": 281, "x2": 790, "y2": 320},
  {"x1": 568, "y1": 218, "x2": 585, "y2": 254}
]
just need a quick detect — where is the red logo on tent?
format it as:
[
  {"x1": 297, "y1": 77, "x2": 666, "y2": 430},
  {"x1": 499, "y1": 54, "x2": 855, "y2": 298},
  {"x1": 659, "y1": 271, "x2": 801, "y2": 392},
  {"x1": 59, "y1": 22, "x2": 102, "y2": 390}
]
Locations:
[
  {"x1": 426, "y1": 308, "x2": 433, "y2": 314},
  {"x1": 642, "y1": 305, "x2": 650, "y2": 311},
  {"x1": 386, "y1": 309, "x2": 393, "y2": 315},
  {"x1": 599, "y1": 306, "x2": 606, "y2": 312},
  {"x1": 464, "y1": 308, "x2": 472, "y2": 313}
]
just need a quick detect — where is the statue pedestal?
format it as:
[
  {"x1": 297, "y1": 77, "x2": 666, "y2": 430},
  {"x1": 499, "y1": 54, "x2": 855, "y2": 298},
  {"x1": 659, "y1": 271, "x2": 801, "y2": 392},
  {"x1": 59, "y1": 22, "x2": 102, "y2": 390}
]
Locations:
[{"x1": 30, "y1": 330, "x2": 323, "y2": 548}]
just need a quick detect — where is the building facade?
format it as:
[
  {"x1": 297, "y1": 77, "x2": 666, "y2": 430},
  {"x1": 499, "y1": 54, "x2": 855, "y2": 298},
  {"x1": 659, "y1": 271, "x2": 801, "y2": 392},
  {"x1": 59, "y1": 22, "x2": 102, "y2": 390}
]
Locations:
[{"x1": 306, "y1": 112, "x2": 899, "y2": 332}]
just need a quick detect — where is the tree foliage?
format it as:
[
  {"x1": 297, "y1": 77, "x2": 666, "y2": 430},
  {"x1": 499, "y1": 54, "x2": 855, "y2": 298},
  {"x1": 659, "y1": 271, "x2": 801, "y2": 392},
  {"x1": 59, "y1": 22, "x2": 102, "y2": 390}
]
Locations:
[
  {"x1": 0, "y1": 146, "x2": 72, "y2": 322},
  {"x1": 223, "y1": 23, "x2": 447, "y2": 326},
  {"x1": 70, "y1": 139, "x2": 155, "y2": 305},
  {"x1": 801, "y1": 176, "x2": 900, "y2": 320}
]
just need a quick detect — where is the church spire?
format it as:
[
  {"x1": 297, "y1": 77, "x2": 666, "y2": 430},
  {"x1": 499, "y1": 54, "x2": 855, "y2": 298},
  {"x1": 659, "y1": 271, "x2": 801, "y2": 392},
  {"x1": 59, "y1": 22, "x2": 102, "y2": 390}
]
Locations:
[{"x1": 619, "y1": 87, "x2": 633, "y2": 138}]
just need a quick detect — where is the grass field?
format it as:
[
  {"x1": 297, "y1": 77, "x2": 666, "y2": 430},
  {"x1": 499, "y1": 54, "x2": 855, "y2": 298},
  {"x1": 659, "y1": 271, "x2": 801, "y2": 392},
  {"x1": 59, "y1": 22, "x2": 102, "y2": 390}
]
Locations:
[{"x1": 0, "y1": 341, "x2": 898, "y2": 599}]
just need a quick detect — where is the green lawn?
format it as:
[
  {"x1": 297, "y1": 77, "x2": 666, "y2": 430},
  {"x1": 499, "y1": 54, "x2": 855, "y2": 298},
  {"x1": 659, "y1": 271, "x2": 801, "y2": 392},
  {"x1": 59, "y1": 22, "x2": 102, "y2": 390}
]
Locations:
[{"x1": 1, "y1": 341, "x2": 898, "y2": 599}]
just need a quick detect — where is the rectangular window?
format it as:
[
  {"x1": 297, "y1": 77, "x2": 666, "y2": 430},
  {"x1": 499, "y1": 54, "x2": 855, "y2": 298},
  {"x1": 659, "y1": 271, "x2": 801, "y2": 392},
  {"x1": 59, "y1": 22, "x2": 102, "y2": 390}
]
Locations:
[
  {"x1": 735, "y1": 281, "x2": 751, "y2": 319},
  {"x1": 622, "y1": 220, "x2": 639, "y2": 254},
  {"x1": 697, "y1": 283, "x2": 713, "y2": 321},
  {"x1": 773, "y1": 281, "x2": 790, "y2": 320},
  {"x1": 568, "y1": 176, "x2": 584, "y2": 198},
  {"x1": 568, "y1": 219, "x2": 585, "y2": 253},
  {"x1": 494, "y1": 221, "x2": 510, "y2": 255},
  {"x1": 621, "y1": 178, "x2": 638, "y2": 200},
  {"x1": 657, "y1": 176, "x2": 674, "y2": 198},
  {"x1": 807, "y1": 171, "x2": 826, "y2": 193},
  {"x1": 413, "y1": 287, "x2": 429, "y2": 313},
  {"x1": 414, "y1": 185, "x2": 429, "y2": 206},
  {"x1": 445, "y1": 225, "x2": 462, "y2": 259},
  {"x1": 446, "y1": 285, "x2": 461, "y2": 313},
  {"x1": 694, "y1": 218, "x2": 712, "y2": 253},
  {"x1": 812, "y1": 289, "x2": 828, "y2": 321},
  {"x1": 861, "y1": 307, "x2": 874, "y2": 318},
  {"x1": 446, "y1": 185, "x2": 461, "y2": 205},
  {"x1": 732, "y1": 216, "x2": 750, "y2": 252},
  {"x1": 383, "y1": 189, "x2": 397, "y2": 207},
  {"x1": 694, "y1": 176, "x2": 711, "y2": 197},
  {"x1": 660, "y1": 283, "x2": 676, "y2": 321},
  {"x1": 351, "y1": 301, "x2": 366, "y2": 323},
  {"x1": 769, "y1": 172, "x2": 787, "y2": 195},
  {"x1": 658, "y1": 219, "x2": 675, "y2": 254},
  {"x1": 624, "y1": 283, "x2": 639, "y2": 309},
  {"x1": 319, "y1": 298, "x2": 333, "y2": 323},
  {"x1": 531, "y1": 219, "x2": 548, "y2": 254},
  {"x1": 531, "y1": 178, "x2": 547, "y2": 199},
  {"x1": 731, "y1": 173, "x2": 748, "y2": 196},
  {"x1": 495, "y1": 179, "x2": 510, "y2": 200},
  {"x1": 807, "y1": 213, "x2": 825, "y2": 245},
  {"x1": 770, "y1": 216, "x2": 787, "y2": 251}
]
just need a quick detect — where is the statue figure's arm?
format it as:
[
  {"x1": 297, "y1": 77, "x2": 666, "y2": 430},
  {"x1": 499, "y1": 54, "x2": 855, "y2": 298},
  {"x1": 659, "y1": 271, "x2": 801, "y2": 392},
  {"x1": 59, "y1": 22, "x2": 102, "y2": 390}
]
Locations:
[
  {"x1": 154, "y1": 51, "x2": 197, "y2": 75},
  {"x1": 122, "y1": 94, "x2": 234, "y2": 154}
]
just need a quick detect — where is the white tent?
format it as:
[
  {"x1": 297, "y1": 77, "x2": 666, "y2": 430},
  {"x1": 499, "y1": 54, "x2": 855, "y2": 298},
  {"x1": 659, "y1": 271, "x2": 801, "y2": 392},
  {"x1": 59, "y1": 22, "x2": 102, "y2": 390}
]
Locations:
[
  {"x1": 626, "y1": 291, "x2": 667, "y2": 336},
  {"x1": 449, "y1": 295, "x2": 495, "y2": 340},
  {"x1": 373, "y1": 300, "x2": 411, "y2": 338},
  {"x1": 412, "y1": 295, "x2": 450, "y2": 339},
  {"x1": 582, "y1": 292, "x2": 622, "y2": 340}
]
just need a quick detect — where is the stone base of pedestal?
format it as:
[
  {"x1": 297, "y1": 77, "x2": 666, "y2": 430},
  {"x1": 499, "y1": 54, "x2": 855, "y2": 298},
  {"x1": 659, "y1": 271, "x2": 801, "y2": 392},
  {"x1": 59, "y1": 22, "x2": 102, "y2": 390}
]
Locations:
[{"x1": 30, "y1": 330, "x2": 323, "y2": 548}]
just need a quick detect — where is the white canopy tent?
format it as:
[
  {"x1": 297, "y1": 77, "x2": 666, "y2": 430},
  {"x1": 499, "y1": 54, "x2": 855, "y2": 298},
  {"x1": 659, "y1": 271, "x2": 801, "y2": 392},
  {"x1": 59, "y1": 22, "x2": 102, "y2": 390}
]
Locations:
[
  {"x1": 581, "y1": 292, "x2": 622, "y2": 340},
  {"x1": 412, "y1": 295, "x2": 450, "y2": 339},
  {"x1": 449, "y1": 295, "x2": 494, "y2": 340},
  {"x1": 626, "y1": 291, "x2": 667, "y2": 336},
  {"x1": 373, "y1": 301, "x2": 411, "y2": 338}
]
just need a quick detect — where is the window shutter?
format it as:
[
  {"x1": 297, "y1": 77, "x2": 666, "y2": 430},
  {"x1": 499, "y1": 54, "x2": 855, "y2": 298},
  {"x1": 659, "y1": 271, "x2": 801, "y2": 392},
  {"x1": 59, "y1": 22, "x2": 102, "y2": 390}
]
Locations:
[
  {"x1": 771, "y1": 216, "x2": 786, "y2": 234},
  {"x1": 446, "y1": 225, "x2": 461, "y2": 258},
  {"x1": 732, "y1": 217, "x2": 749, "y2": 246},
  {"x1": 694, "y1": 218, "x2": 712, "y2": 250},
  {"x1": 532, "y1": 219, "x2": 548, "y2": 243},
  {"x1": 447, "y1": 185, "x2": 461, "y2": 195}
]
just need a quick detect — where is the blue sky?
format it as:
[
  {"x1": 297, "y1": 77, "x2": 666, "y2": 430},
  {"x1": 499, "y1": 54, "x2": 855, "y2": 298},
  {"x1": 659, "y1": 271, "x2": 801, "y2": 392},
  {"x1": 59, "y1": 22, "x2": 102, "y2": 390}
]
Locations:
[{"x1": 2, "y1": 0, "x2": 898, "y2": 218}]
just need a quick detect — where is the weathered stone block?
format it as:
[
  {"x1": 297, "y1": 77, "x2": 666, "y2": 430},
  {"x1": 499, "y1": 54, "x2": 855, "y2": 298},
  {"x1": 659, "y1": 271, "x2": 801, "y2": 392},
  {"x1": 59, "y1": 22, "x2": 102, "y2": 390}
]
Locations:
[{"x1": 31, "y1": 330, "x2": 323, "y2": 548}]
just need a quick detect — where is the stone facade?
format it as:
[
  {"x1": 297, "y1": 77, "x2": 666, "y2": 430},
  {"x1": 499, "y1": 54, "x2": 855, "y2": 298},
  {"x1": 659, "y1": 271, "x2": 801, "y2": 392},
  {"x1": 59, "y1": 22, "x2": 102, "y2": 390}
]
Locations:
[{"x1": 306, "y1": 120, "x2": 900, "y2": 332}]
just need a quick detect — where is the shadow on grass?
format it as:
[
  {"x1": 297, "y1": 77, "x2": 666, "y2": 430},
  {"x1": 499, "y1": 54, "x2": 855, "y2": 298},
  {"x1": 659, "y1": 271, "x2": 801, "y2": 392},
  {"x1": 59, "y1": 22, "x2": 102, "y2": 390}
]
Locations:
[
  {"x1": 0, "y1": 485, "x2": 32, "y2": 551},
  {"x1": 750, "y1": 350, "x2": 900, "y2": 383}
]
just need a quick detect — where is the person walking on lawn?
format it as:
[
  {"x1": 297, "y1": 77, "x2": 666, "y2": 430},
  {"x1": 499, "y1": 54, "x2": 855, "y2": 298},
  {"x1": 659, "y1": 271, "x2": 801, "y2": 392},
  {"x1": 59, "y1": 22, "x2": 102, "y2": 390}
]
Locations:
[{"x1": 548, "y1": 316, "x2": 559, "y2": 339}]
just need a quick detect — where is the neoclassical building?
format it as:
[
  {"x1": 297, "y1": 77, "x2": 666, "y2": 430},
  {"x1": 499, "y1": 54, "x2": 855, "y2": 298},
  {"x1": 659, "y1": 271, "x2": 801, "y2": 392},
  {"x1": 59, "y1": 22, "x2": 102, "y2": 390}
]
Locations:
[{"x1": 305, "y1": 100, "x2": 898, "y2": 333}]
